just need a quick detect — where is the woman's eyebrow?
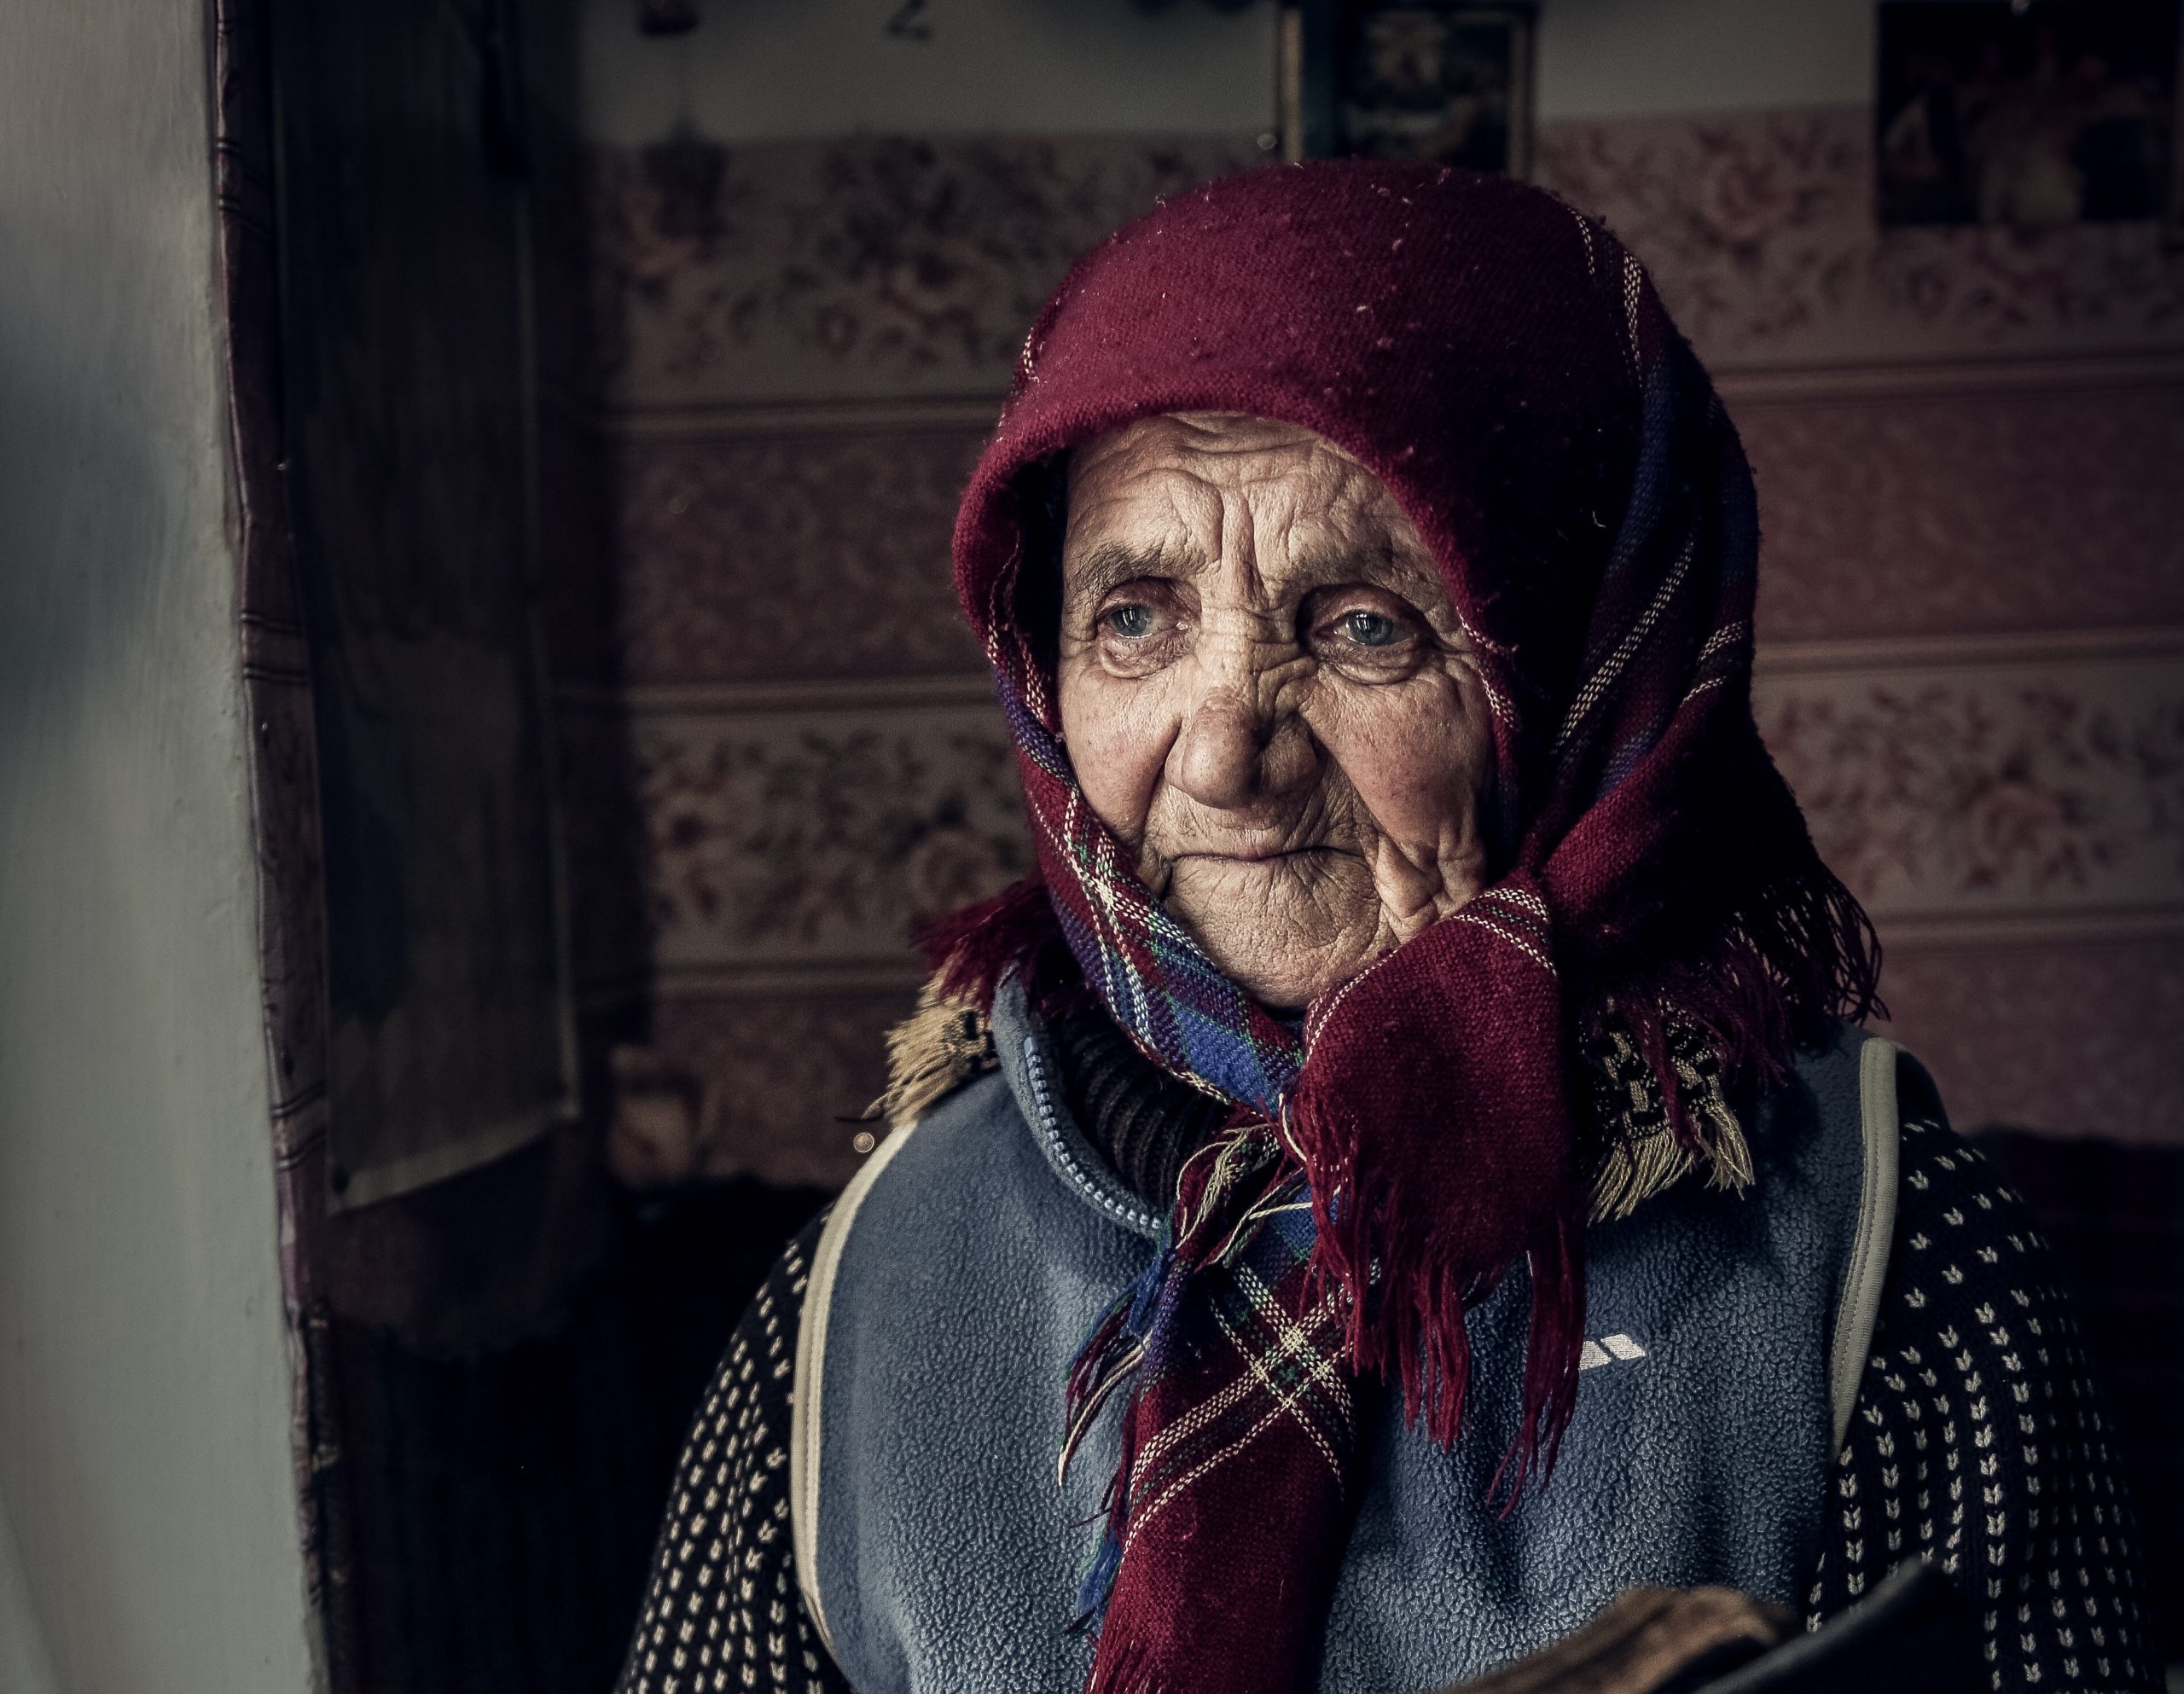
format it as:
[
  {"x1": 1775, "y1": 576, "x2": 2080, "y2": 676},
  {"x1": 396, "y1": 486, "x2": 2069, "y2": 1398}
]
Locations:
[
  {"x1": 1285, "y1": 544, "x2": 1443, "y2": 601},
  {"x1": 1060, "y1": 540, "x2": 1199, "y2": 608},
  {"x1": 1060, "y1": 537, "x2": 1442, "y2": 610}
]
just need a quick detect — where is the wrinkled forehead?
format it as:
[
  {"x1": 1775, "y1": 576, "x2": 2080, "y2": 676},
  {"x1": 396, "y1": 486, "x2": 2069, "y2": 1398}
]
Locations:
[
  {"x1": 1070, "y1": 410, "x2": 1330, "y2": 477},
  {"x1": 1060, "y1": 411, "x2": 1445, "y2": 595},
  {"x1": 1068, "y1": 413, "x2": 1371, "y2": 511}
]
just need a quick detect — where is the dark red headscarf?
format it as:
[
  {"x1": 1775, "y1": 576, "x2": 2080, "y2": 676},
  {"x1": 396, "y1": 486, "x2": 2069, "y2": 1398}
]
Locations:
[{"x1": 929, "y1": 161, "x2": 1877, "y2": 1694}]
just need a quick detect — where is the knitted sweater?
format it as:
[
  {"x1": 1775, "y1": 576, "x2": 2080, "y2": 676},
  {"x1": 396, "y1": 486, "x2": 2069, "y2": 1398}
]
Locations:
[{"x1": 614, "y1": 1020, "x2": 2161, "y2": 1694}]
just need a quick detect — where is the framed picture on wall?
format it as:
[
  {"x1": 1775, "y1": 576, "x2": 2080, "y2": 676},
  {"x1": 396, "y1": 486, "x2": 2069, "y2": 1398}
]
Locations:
[
  {"x1": 1281, "y1": 1, "x2": 1536, "y2": 178},
  {"x1": 1876, "y1": 0, "x2": 2180, "y2": 228}
]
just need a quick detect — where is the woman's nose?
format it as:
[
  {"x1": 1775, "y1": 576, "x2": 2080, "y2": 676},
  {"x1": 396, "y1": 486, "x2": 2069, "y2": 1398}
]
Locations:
[
  {"x1": 1172, "y1": 688, "x2": 1267, "y2": 810},
  {"x1": 1171, "y1": 676, "x2": 1316, "y2": 813}
]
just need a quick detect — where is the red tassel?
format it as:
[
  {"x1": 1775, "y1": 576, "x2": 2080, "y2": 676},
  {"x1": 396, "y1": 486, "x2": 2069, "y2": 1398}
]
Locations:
[
  {"x1": 1492, "y1": 1211, "x2": 1585, "y2": 1511},
  {"x1": 915, "y1": 873, "x2": 1066, "y2": 1011},
  {"x1": 1287, "y1": 874, "x2": 1590, "y2": 1500}
]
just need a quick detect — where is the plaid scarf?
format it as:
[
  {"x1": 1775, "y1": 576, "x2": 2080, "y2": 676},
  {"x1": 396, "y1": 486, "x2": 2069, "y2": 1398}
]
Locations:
[{"x1": 937, "y1": 163, "x2": 1878, "y2": 1694}]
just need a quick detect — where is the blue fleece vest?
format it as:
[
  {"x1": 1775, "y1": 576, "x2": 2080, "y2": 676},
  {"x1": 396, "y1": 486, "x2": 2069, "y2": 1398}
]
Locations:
[{"x1": 791, "y1": 982, "x2": 1905, "y2": 1694}]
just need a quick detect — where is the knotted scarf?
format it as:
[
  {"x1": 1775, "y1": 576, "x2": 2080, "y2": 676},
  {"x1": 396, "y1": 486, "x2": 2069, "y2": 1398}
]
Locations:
[{"x1": 931, "y1": 163, "x2": 1879, "y2": 1694}]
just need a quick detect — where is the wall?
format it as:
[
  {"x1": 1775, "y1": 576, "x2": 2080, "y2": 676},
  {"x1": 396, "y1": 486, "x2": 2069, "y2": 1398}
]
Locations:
[
  {"x1": 574, "y1": 0, "x2": 1881, "y2": 137},
  {"x1": 576, "y1": 0, "x2": 1878, "y2": 139},
  {"x1": 0, "y1": 0, "x2": 318, "y2": 1689},
  {"x1": 0, "y1": 1483, "x2": 61, "y2": 1694},
  {"x1": 580, "y1": 0, "x2": 1281, "y2": 140},
  {"x1": 1538, "y1": 0, "x2": 1872, "y2": 119},
  {"x1": 551, "y1": 0, "x2": 2184, "y2": 1186}
]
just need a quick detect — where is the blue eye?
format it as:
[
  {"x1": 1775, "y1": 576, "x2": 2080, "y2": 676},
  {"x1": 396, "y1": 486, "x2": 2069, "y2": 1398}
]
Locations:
[
  {"x1": 1341, "y1": 609, "x2": 1401, "y2": 647},
  {"x1": 1107, "y1": 604, "x2": 1154, "y2": 639}
]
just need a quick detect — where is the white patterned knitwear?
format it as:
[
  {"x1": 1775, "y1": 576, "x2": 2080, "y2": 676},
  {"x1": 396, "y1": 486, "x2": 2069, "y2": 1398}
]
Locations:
[
  {"x1": 1802, "y1": 1114, "x2": 2160, "y2": 1693},
  {"x1": 616, "y1": 1117, "x2": 2161, "y2": 1694},
  {"x1": 619, "y1": 1226, "x2": 849, "y2": 1694}
]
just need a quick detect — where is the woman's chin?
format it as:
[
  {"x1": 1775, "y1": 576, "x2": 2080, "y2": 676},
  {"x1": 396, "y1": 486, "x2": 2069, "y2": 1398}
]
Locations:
[{"x1": 1169, "y1": 897, "x2": 1383, "y2": 1012}]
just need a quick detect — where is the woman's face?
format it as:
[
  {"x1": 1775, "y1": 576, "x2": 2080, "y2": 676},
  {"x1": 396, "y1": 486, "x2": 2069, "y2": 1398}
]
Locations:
[{"x1": 1056, "y1": 412, "x2": 1496, "y2": 1011}]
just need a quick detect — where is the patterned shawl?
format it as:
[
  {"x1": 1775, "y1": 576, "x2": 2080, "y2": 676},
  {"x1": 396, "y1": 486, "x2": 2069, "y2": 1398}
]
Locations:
[{"x1": 931, "y1": 162, "x2": 1878, "y2": 1694}]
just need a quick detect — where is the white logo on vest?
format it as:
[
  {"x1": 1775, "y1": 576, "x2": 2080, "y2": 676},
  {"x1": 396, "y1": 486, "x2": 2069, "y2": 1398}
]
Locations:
[{"x1": 1577, "y1": 1333, "x2": 1648, "y2": 1371}]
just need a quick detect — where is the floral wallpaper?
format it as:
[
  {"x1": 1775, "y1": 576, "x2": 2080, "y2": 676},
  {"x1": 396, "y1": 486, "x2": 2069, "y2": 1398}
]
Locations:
[
  {"x1": 611, "y1": 426, "x2": 986, "y2": 685},
  {"x1": 634, "y1": 702, "x2": 1030, "y2": 967},
  {"x1": 1757, "y1": 657, "x2": 2184, "y2": 920},
  {"x1": 1739, "y1": 384, "x2": 2184, "y2": 643},
  {"x1": 1533, "y1": 106, "x2": 2184, "y2": 370},
  {"x1": 580, "y1": 133, "x2": 1263, "y2": 407},
  {"x1": 571, "y1": 109, "x2": 2184, "y2": 412}
]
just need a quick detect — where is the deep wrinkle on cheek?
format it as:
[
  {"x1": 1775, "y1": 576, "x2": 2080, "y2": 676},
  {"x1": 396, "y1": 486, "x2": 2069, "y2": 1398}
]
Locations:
[
  {"x1": 1062, "y1": 665, "x2": 1181, "y2": 850},
  {"x1": 1309, "y1": 684, "x2": 1441, "y2": 803}
]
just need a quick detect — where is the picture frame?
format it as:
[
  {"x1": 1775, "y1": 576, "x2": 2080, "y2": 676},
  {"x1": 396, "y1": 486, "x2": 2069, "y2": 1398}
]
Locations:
[
  {"x1": 1281, "y1": 0, "x2": 1536, "y2": 180},
  {"x1": 1876, "y1": 0, "x2": 2180, "y2": 229}
]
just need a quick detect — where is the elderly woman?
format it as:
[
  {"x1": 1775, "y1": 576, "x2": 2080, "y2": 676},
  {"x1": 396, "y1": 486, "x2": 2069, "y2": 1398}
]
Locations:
[{"x1": 617, "y1": 167, "x2": 2157, "y2": 1694}]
